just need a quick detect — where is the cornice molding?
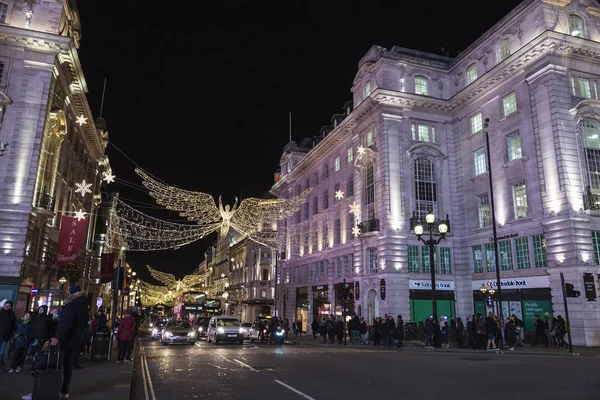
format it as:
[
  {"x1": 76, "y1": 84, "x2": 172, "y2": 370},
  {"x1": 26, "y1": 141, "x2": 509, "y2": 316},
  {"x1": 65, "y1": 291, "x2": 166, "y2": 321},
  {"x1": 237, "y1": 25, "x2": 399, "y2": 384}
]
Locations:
[
  {"x1": 541, "y1": 0, "x2": 570, "y2": 6},
  {"x1": 0, "y1": 25, "x2": 70, "y2": 53},
  {"x1": 587, "y1": 6, "x2": 600, "y2": 17}
]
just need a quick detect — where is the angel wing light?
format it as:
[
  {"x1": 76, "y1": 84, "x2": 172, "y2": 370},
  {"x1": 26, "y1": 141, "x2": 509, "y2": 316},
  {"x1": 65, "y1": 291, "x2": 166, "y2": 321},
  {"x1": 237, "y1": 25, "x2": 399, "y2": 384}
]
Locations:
[{"x1": 134, "y1": 168, "x2": 311, "y2": 248}]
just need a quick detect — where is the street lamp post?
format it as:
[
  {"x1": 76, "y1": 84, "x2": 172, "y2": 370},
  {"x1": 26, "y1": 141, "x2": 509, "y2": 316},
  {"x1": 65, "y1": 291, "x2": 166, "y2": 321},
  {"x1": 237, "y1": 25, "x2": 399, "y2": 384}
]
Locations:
[
  {"x1": 413, "y1": 211, "x2": 449, "y2": 324},
  {"x1": 58, "y1": 276, "x2": 67, "y2": 307},
  {"x1": 479, "y1": 284, "x2": 496, "y2": 312}
]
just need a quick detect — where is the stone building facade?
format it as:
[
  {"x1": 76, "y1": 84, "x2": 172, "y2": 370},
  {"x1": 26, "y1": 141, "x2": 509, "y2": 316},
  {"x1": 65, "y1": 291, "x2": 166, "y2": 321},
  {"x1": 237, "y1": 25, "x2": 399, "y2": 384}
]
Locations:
[
  {"x1": 0, "y1": 0, "x2": 109, "y2": 314},
  {"x1": 271, "y1": 0, "x2": 600, "y2": 346}
]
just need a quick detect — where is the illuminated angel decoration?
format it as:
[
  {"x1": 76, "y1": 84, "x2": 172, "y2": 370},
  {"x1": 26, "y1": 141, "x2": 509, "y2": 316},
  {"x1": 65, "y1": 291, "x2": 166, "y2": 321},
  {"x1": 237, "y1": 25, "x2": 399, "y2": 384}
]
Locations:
[{"x1": 146, "y1": 265, "x2": 209, "y2": 292}]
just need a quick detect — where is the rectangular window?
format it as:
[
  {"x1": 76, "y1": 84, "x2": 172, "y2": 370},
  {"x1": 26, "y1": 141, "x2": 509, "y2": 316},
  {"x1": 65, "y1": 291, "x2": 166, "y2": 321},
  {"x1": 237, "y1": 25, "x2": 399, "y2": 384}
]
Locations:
[
  {"x1": 334, "y1": 258, "x2": 341, "y2": 279},
  {"x1": 334, "y1": 156, "x2": 341, "y2": 172},
  {"x1": 571, "y1": 77, "x2": 594, "y2": 98},
  {"x1": 347, "y1": 175, "x2": 354, "y2": 197},
  {"x1": 415, "y1": 76, "x2": 428, "y2": 96},
  {"x1": 334, "y1": 219, "x2": 341, "y2": 245},
  {"x1": 532, "y1": 235, "x2": 547, "y2": 268},
  {"x1": 411, "y1": 122, "x2": 436, "y2": 143},
  {"x1": 305, "y1": 178, "x2": 310, "y2": 190},
  {"x1": 311, "y1": 231, "x2": 318, "y2": 252},
  {"x1": 485, "y1": 243, "x2": 496, "y2": 272},
  {"x1": 334, "y1": 183, "x2": 341, "y2": 204},
  {"x1": 347, "y1": 213, "x2": 354, "y2": 240},
  {"x1": 506, "y1": 130, "x2": 522, "y2": 162},
  {"x1": 303, "y1": 203, "x2": 309, "y2": 221},
  {"x1": 364, "y1": 80, "x2": 371, "y2": 99},
  {"x1": 367, "y1": 248, "x2": 378, "y2": 274},
  {"x1": 498, "y1": 39, "x2": 511, "y2": 62},
  {"x1": 512, "y1": 181, "x2": 528, "y2": 219},
  {"x1": 295, "y1": 211, "x2": 301, "y2": 224},
  {"x1": 313, "y1": 196, "x2": 318, "y2": 215},
  {"x1": 477, "y1": 193, "x2": 491, "y2": 228},
  {"x1": 323, "y1": 190, "x2": 329, "y2": 210},
  {"x1": 421, "y1": 246, "x2": 437, "y2": 273},
  {"x1": 499, "y1": 240, "x2": 513, "y2": 271},
  {"x1": 322, "y1": 224, "x2": 328, "y2": 248},
  {"x1": 466, "y1": 64, "x2": 478, "y2": 85},
  {"x1": 408, "y1": 246, "x2": 419, "y2": 272},
  {"x1": 474, "y1": 148, "x2": 487, "y2": 176},
  {"x1": 593, "y1": 231, "x2": 600, "y2": 265},
  {"x1": 0, "y1": 4, "x2": 7, "y2": 24},
  {"x1": 0, "y1": 62, "x2": 5, "y2": 83},
  {"x1": 366, "y1": 130, "x2": 374, "y2": 147},
  {"x1": 470, "y1": 112, "x2": 483, "y2": 134},
  {"x1": 347, "y1": 147, "x2": 353, "y2": 163},
  {"x1": 314, "y1": 172, "x2": 319, "y2": 186},
  {"x1": 439, "y1": 247, "x2": 452, "y2": 274},
  {"x1": 323, "y1": 164, "x2": 329, "y2": 179},
  {"x1": 342, "y1": 255, "x2": 351, "y2": 277},
  {"x1": 514, "y1": 237, "x2": 531, "y2": 270},
  {"x1": 502, "y1": 92, "x2": 517, "y2": 117},
  {"x1": 303, "y1": 232, "x2": 309, "y2": 251},
  {"x1": 472, "y1": 245, "x2": 483, "y2": 273}
]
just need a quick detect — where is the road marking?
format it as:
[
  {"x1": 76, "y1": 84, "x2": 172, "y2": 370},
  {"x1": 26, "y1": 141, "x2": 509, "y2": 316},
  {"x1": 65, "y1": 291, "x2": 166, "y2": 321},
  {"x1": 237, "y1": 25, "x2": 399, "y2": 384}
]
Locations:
[
  {"x1": 143, "y1": 354, "x2": 158, "y2": 400},
  {"x1": 141, "y1": 356, "x2": 149, "y2": 400},
  {"x1": 274, "y1": 380, "x2": 316, "y2": 400},
  {"x1": 233, "y1": 358, "x2": 257, "y2": 371}
]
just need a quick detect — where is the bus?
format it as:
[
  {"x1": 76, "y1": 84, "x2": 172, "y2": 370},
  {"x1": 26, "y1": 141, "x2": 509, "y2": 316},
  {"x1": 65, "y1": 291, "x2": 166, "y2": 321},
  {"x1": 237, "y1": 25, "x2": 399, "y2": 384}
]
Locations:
[{"x1": 174, "y1": 291, "x2": 207, "y2": 322}]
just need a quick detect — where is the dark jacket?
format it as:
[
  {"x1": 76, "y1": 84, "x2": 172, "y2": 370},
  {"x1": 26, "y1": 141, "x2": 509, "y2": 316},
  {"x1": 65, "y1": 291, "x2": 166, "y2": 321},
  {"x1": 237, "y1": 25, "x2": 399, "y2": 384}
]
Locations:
[
  {"x1": 28, "y1": 305, "x2": 51, "y2": 344},
  {"x1": 13, "y1": 318, "x2": 32, "y2": 348},
  {"x1": 54, "y1": 291, "x2": 89, "y2": 350},
  {"x1": 0, "y1": 307, "x2": 16, "y2": 341},
  {"x1": 396, "y1": 318, "x2": 404, "y2": 340},
  {"x1": 116, "y1": 314, "x2": 136, "y2": 342}
]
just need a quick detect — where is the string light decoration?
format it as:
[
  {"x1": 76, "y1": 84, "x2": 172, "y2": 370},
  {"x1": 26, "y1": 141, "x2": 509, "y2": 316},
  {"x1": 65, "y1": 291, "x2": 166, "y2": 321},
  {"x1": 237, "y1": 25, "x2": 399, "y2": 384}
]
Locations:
[
  {"x1": 74, "y1": 179, "x2": 92, "y2": 197},
  {"x1": 146, "y1": 265, "x2": 210, "y2": 293},
  {"x1": 76, "y1": 115, "x2": 88, "y2": 126},
  {"x1": 103, "y1": 172, "x2": 115, "y2": 184}
]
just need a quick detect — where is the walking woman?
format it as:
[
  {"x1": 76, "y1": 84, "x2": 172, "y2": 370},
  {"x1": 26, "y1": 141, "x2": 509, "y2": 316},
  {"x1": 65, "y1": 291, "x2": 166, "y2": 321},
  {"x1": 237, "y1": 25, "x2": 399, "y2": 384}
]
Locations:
[{"x1": 116, "y1": 309, "x2": 136, "y2": 363}]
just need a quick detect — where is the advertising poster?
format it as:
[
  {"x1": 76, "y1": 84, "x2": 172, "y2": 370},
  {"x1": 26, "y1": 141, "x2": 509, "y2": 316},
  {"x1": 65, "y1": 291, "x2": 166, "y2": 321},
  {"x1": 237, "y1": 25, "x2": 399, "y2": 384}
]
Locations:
[{"x1": 522, "y1": 300, "x2": 553, "y2": 332}]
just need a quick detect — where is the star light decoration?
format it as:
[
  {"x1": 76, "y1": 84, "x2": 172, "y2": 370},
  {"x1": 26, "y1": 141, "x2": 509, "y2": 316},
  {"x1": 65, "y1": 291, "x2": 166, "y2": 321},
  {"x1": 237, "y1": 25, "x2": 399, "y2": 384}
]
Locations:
[
  {"x1": 103, "y1": 172, "x2": 115, "y2": 184},
  {"x1": 334, "y1": 190, "x2": 344, "y2": 201},
  {"x1": 348, "y1": 201, "x2": 360, "y2": 216},
  {"x1": 352, "y1": 225, "x2": 362, "y2": 237},
  {"x1": 357, "y1": 145, "x2": 366, "y2": 156},
  {"x1": 76, "y1": 115, "x2": 88, "y2": 126},
  {"x1": 73, "y1": 209, "x2": 86, "y2": 221},
  {"x1": 74, "y1": 179, "x2": 92, "y2": 197}
]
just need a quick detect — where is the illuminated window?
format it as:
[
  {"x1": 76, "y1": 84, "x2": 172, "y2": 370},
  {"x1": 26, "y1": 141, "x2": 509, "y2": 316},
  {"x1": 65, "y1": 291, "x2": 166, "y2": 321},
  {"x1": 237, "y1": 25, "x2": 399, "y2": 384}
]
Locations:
[
  {"x1": 408, "y1": 246, "x2": 419, "y2": 273},
  {"x1": 411, "y1": 122, "x2": 436, "y2": 143},
  {"x1": 367, "y1": 248, "x2": 378, "y2": 274},
  {"x1": 364, "y1": 162, "x2": 375, "y2": 220},
  {"x1": 514, "y1": 237, "x2": 530, "y2": 270},
  {"x1": 364, "y1": 80, "x2": 371, "y2": 99},
  {"x1": 571, "y1": 77, "x2": 593, "y2": 98},
  {"x1": 466, "y1": 64, "x2": 478, "y2": 85},
  {"x1": 347, "y1": 147, "x2": 353, "y2": 163},
  {"x1": 415, "y1": 76, "x2": 428, "y2": 96},
  {"x1": 440, "y1": 247, "x2": 452, "y2": 274},
  {"x1": 421, "y1": 246, "x2": 437, "y2": 273},
  {"x1": 365, "y1": 130, "x2": 374, "y2": 147},
  {"x1": 0, "y1": 3, "x2": 7, "y2": 24},
  {"x1": 582, "y1": 119, "x2": 600, "y2": 194},
  {"x1": 502, "y1": 92, "x2": 517, "y2": 117},
  {"x1": 506, "y1": 130, "x2": 522, "y2": 162},
  {"x1": 334, "y1": 156, "x2": 341, "y2": 172},
  {"x1": 593, "y1": 231, "x2": 600, "y2": 265},
  {"x1": 414, "y1": 158, "x2": 437, "y2": 221},
  {"x1": 512, "y1": 181, "x2": 528, "y2": 219},
  {"x1": 334, "y1": 182, "x2": 341, "y2": 204},
  {"x1": 472, "y1": 245, "x2": 483, "y2": 273},
  {"x1": 470, "y1": 112, "x2": 483, "y2": 134},
  {"x1": 499, "y1": 240, "x2": 513, "y2": 271},
  {"x1": 474, "y1": 148, "x2": 486, "y2": 176},
  {"x1": 484, "y1": 243, "x2": 496, "y2": 272},
  {"x1": 570, "y1": 15, "x2": 584, "y2": 38},
  {"x1": 497, "y1": 39, "x2": 511, "y2": 62},
  {"x1": 533, "y1": 235, "x2": 547, "y2": 268},
  {"x1": 477, "y1": 193, "x2": 490, "y2": 228}
]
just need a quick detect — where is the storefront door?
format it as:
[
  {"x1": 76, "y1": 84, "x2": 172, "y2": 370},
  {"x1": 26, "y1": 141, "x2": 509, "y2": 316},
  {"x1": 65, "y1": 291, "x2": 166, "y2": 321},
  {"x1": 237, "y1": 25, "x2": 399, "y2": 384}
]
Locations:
[{"x1": 366, "y1": 289, "x2": 378, "y2": 324}]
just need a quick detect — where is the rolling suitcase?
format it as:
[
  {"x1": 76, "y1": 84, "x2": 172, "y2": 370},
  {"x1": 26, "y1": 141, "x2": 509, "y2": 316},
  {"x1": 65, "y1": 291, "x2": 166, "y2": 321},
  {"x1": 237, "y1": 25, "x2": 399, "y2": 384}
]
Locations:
[{"x1": 32, "y1": 345, "x2": 62, "y2": 400}]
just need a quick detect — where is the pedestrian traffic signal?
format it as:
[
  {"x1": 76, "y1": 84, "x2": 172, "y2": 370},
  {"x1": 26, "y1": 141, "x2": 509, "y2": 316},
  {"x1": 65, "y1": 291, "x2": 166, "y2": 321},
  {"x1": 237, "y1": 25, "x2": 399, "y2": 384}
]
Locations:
[{"x1": 565, "y1": 283, "x2": 581, "y2": 298}]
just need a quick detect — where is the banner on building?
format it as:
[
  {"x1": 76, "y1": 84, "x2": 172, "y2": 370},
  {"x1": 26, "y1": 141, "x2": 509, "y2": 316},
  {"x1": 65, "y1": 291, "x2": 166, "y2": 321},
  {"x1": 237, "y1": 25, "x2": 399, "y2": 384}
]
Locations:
[
  {"x1": 583, "y1": 273, "x2": 597, "y2": 302},
  {"x1": 355, "y1": 282, "x2": 360, "y2": 300},
  {"x1": 380, "y1": 279, "x2": 386, "y2": 300},
  {"x1": 55, "y1": 216, "x2": 88, "y2": 266},
  {"x1": 100, "y1": 252, "x2": 116, "y2": 283}
]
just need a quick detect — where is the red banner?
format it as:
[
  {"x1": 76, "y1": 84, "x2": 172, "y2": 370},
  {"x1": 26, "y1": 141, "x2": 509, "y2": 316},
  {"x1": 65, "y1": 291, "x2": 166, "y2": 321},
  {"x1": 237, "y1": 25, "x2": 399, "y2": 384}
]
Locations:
[
  {"x1": 100, "y1": 252, "x2": 115, "y2": 283},
  {"x1": 55, "y1": 216, "x2": 88, "y2": 265}
]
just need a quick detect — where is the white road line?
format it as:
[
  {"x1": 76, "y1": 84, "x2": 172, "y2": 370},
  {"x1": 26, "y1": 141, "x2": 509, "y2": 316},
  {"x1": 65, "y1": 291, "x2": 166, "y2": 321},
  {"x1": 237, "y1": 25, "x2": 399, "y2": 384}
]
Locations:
[
  {"x1": 274, "y1": 380, "x2": 316, "y2": 400},
  {"x1": 233, "y1": 358, "x2": 257, "y2": 371},
  {"x1": 141, "y1": 356, "x2": 149, "y2": 400},
  {"x1": 143, "y1": 354, "x2": 158, "y2": 400}
]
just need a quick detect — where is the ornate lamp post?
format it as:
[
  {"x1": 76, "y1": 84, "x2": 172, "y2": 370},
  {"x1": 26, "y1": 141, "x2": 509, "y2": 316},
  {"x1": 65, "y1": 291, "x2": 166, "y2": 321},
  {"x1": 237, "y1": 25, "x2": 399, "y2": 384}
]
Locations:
[
  {"x1": 413, "y1": 211, "x2": 449, "y2": 323},
  {"x1": 58, "y1": 276, "x2": 67, "y2": 307},
  {"x1": 479, "y1": 284, "x2": 496, "y2": 310}
]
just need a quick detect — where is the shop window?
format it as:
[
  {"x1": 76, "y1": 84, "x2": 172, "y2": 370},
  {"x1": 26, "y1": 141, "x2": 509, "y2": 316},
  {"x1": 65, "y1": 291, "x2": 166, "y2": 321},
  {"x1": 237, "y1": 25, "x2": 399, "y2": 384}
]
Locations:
[
  {"x1": 439, "y1": 247, "x2": 452, "y2": 274},
  {"x1": 421, "y1": 246, "x2": 437, "y2": 273},
  {"x1": 506, "y1": 130, "x2": 522, "y2": 162},
  {"x1": 367, "y1": 248, "x2": 378, "y2": 274},
  {"x1": 470, "y1": 112, "x2": 483, "y2": 134},
  {"x1": 408, "y1": 245, "x2": 419, "y2": 273},
  {"x1": 592, "y1": 231, "x2": 600, "y2": 265},
  {"x1": 532, "y1": 235, "x2": 547, "y2": 268},
  {"x1": 514, "y1": 237, "x2": 530, "y2": 270},
  {"x1": 472, "y1": 245, "x2": 483, "y2": 273},
  {"x1": 512, "y1": 181, "x2": 528, "y2": 219},
  {"x1": 474, "y1": 148, "x2": 486, "y2": 176},
  {"x1": 484, "y1": 243, "x2": 496, "y2": 272},
  {"x1": 499, "y1": 240, "x2": 513, "y2": 271}
]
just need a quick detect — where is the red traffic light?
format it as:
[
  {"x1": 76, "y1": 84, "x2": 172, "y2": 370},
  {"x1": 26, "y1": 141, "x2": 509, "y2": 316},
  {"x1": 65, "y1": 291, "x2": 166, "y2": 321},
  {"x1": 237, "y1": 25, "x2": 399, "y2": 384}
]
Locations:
[{"x1": 565, "y1": 283, "x2": 581, "y2": 298}]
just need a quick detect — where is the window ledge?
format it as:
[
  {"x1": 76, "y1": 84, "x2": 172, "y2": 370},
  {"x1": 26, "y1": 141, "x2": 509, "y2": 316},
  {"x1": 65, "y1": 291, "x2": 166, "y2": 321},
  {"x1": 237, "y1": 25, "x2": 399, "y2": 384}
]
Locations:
[
  {"x1": 503, "y1": 155, "x2": 528, "y2": 168},
  {"x1": 508, "y1": 216, "x2": 532, "y2": 225},
  {"x1": 499, "y1": 109, "x2": 521, "y2": 123},
  {"x1": 470, "y1": 172, "x2": 489, "y2": 182}
]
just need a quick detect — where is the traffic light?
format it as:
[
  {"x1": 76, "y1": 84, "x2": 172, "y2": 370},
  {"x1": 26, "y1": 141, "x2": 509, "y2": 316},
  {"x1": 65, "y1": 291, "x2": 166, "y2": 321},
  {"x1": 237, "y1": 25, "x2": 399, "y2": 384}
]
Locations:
[{"x1": 565, "y1": 283, "x2": 581, "y2": 298}]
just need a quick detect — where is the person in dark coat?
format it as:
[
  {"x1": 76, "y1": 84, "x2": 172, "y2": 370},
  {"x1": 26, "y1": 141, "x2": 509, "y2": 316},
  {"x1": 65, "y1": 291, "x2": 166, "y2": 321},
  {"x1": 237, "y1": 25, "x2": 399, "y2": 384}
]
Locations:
[
  {"x1": 396, "y1": 315, "x2": 404, "y2": 348},
  {"x1": 311, "y1": 319, "x2": 319, "y2": 340},
  {"x1": 116, "y1": 309, "x2": 136, "y2": 363},
  {"x1": 9, "y1": 312, "x2": 32, "y2": 372},
  {"x1": 28, "y1": 305, "x2": 50, "y2": 358},
  {"x1": 532, "y1": 314, "x2": 548, "y2": 347},
  {"x1": 96, "y1": 309, "x2": 108, "y2": 329},
  {"x1": 50, "y1": 286, "x2": 89, "y2": 398},
  {"x1": 0, "y1": 300, "x2": 16, "y2": 371}
]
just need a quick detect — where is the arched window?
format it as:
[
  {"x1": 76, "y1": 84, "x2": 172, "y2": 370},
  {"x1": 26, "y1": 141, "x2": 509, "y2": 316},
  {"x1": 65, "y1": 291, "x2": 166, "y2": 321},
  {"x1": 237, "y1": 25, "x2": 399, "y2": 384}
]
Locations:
[
  {"x1": 466, "y1": 64, "x2": 478, "y2": 85},
  {"x1": 582, "y1": 119, "x2": 600, "y2": 193},
  {"x1": 414, "y1": 158, "x2": 437, "y2": 220},
  {"x1": 364, "y1": 80, "x2": 371, "y2": 99},
  {"x1": 570, "y1": 15, "x2": 584, "y2": 38},
  {"x1": 363, "y1": 162, "x2": 375, "y2": 221},
  {"x1": 415, "y1": 76, "x2": 428, "y2": 96},
  {"x1": 497, "y1": 39, "x2": 511, "y2": 62},
  {"x1": 0, "y1": 3, "x2": 7, "y2": 24}
]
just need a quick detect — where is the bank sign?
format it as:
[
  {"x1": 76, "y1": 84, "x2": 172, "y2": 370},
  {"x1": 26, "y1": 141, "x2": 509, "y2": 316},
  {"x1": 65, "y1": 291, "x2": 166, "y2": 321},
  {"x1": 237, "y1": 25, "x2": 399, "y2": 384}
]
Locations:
[
  {"x1": 471, "y1": 275, "x2": 550, "y2": 291},
  {"x1": 410, "y1": 280, "x2": 455, "y2": 290}
]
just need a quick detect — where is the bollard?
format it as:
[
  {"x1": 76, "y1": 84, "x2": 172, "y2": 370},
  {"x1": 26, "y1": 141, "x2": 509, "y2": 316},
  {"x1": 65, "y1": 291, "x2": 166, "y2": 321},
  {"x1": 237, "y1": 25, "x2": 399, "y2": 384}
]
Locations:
[{"x1": 91, "y1": 326, "x2": 111, "y2": 361}]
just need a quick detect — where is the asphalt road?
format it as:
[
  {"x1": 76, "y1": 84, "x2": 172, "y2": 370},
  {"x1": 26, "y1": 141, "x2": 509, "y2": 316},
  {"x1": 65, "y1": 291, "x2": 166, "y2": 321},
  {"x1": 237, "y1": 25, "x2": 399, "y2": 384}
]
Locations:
[{"x1": 132, "y1": 329, "x2": 599, "y2": 400}]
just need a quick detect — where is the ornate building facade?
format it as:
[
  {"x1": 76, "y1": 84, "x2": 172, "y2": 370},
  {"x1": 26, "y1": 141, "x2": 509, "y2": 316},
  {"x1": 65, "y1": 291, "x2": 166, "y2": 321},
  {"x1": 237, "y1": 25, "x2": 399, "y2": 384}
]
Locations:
[
  {"x1": 0, "y1": 0, "x2": 108, "y2": 314},
  {"x1": 272, "y1": 0, "x2": 600, "y2": 345}
]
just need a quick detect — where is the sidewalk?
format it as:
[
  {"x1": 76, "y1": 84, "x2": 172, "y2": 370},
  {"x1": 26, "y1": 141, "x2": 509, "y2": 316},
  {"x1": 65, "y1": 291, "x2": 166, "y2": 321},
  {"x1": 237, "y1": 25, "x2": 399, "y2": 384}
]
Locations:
[
  {"x1": 287, "y1": 333, "x2": 600, "y2": 357},
  {"x1": 0, "y1": 342, "x2": 133, "y2": 400}
]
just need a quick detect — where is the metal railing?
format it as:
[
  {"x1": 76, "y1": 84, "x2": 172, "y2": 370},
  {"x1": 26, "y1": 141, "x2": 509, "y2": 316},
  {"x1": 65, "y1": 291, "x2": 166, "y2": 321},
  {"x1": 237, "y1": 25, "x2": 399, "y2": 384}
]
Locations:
[
  {"x1": 583, "y1": 186, "x2": 600, "y2": 211},
  {"x1": 36, "y1": 193, "x2": 55, "y2": 211},
  {"x1": 358, "y1": 218, "x2": 379, "y2": 234}
]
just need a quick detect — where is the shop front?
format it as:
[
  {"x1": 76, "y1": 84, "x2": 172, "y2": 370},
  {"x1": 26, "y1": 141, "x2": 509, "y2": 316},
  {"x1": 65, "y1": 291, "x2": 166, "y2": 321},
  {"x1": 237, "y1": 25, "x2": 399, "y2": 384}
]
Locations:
[
  {"x1": 333, "y1": 281, "x2": 355, "y2": 322},
  {"x1": 312, "y1": 285, "x2": 330, "y2": 321},
  {"x1": 409, "y1": 280, "x2": 456, "y2": 324},
  {"x1": 295, "y1": 287, "x2": 309, "y2": 332},
  {"x1": 471, "y1": 276, "x2": 552, "y2": 333}
]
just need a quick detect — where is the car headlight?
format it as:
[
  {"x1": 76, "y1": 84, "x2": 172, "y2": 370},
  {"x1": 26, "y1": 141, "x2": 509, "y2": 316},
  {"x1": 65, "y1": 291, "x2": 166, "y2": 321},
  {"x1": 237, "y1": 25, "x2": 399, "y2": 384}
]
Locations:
[
  {"x1": 198, "y1": 327, "x2": 203, "y2": 332},
  {"x1": 239, "y1": 327, "x2": 244, "y2": 334},
  {"x1": 217, "y1": 327, "x2": 225, "y2": 333},
  {"x1": 152, "y1": 328, "x2": 157, "y2": 334},
  {"x1": 188, "y1": 332, "x2": 196, "y2": 337},
  {"x1": 263, "y1": 329, "x2": 267, "y2": 334},
  {"x1": 150, "y1": 323, "x2": 153, "y2": 327},
  {"x1": 276, "y1": 331, "x2": 285, "y2": 336},
  {"x1": 165, "y1": 332, "x2": 172, "y2": 337}
]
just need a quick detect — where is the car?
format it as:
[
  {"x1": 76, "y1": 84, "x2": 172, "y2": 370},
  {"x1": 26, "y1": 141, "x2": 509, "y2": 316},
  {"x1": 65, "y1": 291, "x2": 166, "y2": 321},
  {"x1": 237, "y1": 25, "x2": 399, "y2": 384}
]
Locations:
[
  {"x1": 151, "y1": 321, "x2": 167, "y2": 339},
  {"x1": 206, "y1": 316, "x2": 244, "y2": 345},
  {"x1": 161, "y1": 320, "x2": 196, "y2": 345},
  {"x1": 241, "y1": 322, "x2": 252, "y2": 340}
]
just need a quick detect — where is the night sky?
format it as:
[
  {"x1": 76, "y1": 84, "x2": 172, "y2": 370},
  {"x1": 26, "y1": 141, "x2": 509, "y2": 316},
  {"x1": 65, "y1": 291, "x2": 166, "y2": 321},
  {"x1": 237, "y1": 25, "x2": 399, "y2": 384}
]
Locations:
[{"x1": 75, "y1": 0, "x2": 524, "y2": 280}]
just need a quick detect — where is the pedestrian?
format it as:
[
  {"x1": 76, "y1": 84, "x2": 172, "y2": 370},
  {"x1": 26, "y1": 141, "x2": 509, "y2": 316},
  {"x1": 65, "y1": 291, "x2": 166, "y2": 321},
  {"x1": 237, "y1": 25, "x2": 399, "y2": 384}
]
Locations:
[
  {"x1": 385, "y1": 315, "x2": 395, "y2": 347},
  {"x1": 439, "y1": 317, "x2": 449, "y2": 348},
  {"x1": 359, "y1": 317, "x2": 368, "y2": 345},
  {"x1": 396, "y1": 315, "x2": 404, "y2": 348},
  {"x1": 311, "y1": 318, "x2": 319, "y2": 340},
  {"x1": 512, "y1": 314, "x2": 524, "y2": 347},
  {"x1": 9, "y1": 312, "x2": 32, "y2": 372},
  {"x1": 423, "y1": 318, "x2": 435, "y2": 348},
  {"x1": 50, "y1": 285, "x2": 89, "y2": 399},
  {"x1": 0, "y1": 299, "x2": 16, "y2": 372},
  {"x1": 373, "y1": 317, "x2": 383, "y2": 347},
  {"x1": 96, "y1": 309, "x2": 108, "y2": 329},
  {"x1": 27, "y1": 305, "x2": 50, "y2": 362},
  {"x1": 504, "y1": 317, "x2": 516, "y2": 351},
  {"x1": 485, "y1": 312, "x2": 499, "y2": 351},
  {"x1": 532, "y1": 314, "x2": 548, "y2": 347},
  {"x1": 116, "y1": 309, "x2": 136, "y2": 363},
  {"x1": 456, "y1": 317, "x2": 464, "y2": 347}
]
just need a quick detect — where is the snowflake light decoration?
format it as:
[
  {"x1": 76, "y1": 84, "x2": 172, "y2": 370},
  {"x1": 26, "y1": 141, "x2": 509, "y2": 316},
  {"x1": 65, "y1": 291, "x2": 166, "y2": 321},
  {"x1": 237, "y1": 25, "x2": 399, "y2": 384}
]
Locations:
[
  {"x1": 76, "y1": 115, "x2": 88, "y2": 126},
  {"x1": 335, "y1": 190, "x2": 344, "y2": 201},
  {"x1": 74, "y1": 179, "x2": 92, "y2": 197},
  {"x1": 357, "y1": 145, "x2": 366, "y2": 156},
  {"x1": 352, "y1": 225, "x2": 361, "y2": 237},
  {"x1": 348, "y1": 201, "x2": 360, "y2": 215},
  {"x1": 73, "y1": 209, "x2": 86, "y2": 221},
  {"x1": 103, "y1": 173, "x2": 115, "y2": 184}
]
